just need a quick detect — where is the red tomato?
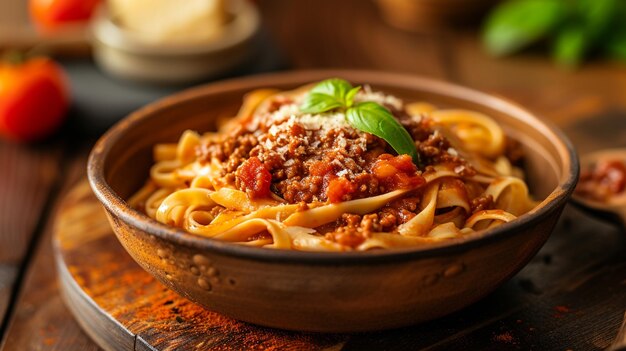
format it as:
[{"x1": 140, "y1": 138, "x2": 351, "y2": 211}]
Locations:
[
  {"x1": 236, "y1": 157, "x2": 272, "y2": 199},
  {"x1": 371, "y1": 154, "x2": 425, "y2": 191},
  {"x1": 30, "y1": 0, "x2": 100, "y2": 30},
  {"x1": 326, "y1": 177, "x2": 356, "y2": 203},
  {"x1": 0, "y1": 57, "x2": 69, "y2": 142}
]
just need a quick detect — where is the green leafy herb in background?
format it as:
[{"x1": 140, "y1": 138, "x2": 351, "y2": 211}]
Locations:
[
  {"x1": 553, "y1": 24, "x2": 588, "y2": 67},
  {"x1": 483, "y1": 0, "x2": 563, "y2": 57},
  {"x1": 300, "y1": 78, "x2": 422, "y2": 168},
  {"x1": 604, "y1": 3, "x2": 626, "y2": 61},
  {"x1": 482, "y1": 0, "x2": 626, "y2": 68}
]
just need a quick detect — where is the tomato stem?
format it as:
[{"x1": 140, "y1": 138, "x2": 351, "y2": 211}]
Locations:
[{"x1": 2, "y1": 51, "x2": 27, "y2": 65}]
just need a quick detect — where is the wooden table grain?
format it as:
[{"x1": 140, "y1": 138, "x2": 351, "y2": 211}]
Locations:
[{"x1": 0, "y1": 0, "x2": 625, "y2": 350}]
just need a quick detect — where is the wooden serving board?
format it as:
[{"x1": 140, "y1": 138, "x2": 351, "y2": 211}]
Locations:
[{"x1": 54, "y1": 180, "x2": 626, "y2": 351}]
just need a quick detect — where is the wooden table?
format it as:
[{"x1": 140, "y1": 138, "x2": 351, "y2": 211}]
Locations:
[{"x1": 1, "y1": 1, "x2": 625, "y2": 349}]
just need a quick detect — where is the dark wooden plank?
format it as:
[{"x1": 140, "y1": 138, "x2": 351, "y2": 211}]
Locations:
[
  {"x1": 426, "y1": 261, "x2": 626, "y2": 351},
  {"x1": 0, "y1": 142, "x2": 61, "y2": 262},
  {"x1": 508, "y1": 206, "x2": 624, "y2": 295},
  {"x1": 0, "y1": 266, "x2": 17, "y2": 323},
  {"x1": 610, "y1": 312, "x2": 626, "y2": 351},
  {"x1": 0, "y1": 153, "x2": 101, "y2": 351},
  {"x1": 0, "y1": 141, "x2": 62, "y2": 326}
]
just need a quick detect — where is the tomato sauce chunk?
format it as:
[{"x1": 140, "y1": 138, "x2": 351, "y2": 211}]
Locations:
[
  {"x1": 371, "y1": 154, "x2": 425, "y2": 191},
  {"x1": 236, "y1": 157, "x2": 272, "y2": 199},
  {"x1": 595, "y1": 160, "x2": 626, "y2": 194},
  {"x1": 577, "y1": 159, "x2": 626, "y2": 201},
  {"x1": 326, "y1": 176, "x2": 357, "y2": 203}
]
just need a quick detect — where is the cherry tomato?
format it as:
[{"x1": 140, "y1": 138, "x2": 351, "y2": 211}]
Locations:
[
  {"x1": 0, "y1": 57, "x2": 69, "y2": 142},
  {"x1": 30, "y1": 0, "x2": 100, "y2": 31}
]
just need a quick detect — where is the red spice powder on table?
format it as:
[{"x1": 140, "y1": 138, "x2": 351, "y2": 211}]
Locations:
[
  {"x1": 493, "y1": 331, "x2": 515, "y2": 343},
  {"x1": 553, "y1": 305, "x2": 571, "y2": 318}
]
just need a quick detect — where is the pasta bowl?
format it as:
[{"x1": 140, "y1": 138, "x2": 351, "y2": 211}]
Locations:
[{"x1": 87, "y1": 70, "x2": 578, "y2": 332}]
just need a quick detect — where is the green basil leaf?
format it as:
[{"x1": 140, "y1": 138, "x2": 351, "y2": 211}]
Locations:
[
  {"x1": 553, "y1": 25, "x2": 588, "y2": 68},
  {"x1": 300, "y1": 92, "x2": 345, "y2": 114},
  {"x1": 310, "y1": 78, "x2": 352, "y2": 99},
  {"x1": 483, "y1": 0, "x2": 564, "y2": 56},
  {"x1": 300, "y1": 78, "x2": 354, "y2": 113},
  {"x1": 345, "y1": 86, "x2": 361, "y2": 107},
  {"x1": 346, "y1": 102, "x2": 421, "y2": 167}
]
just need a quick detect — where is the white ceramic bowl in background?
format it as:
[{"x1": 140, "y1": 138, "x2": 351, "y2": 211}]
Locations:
[{"x1": 91, "y1": 0, "x2": 260, "y2": 84}]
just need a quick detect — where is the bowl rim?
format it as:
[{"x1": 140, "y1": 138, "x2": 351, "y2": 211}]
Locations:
[
  {"x1": 90, "y1": 0, "x2": 260, "y2": 56},
  {"x1": 87, "y1": 69, "x2": 579, "y2": 265}
]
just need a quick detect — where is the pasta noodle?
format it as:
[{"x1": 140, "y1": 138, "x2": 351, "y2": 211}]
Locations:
[{"x1": 129, "y1": 82, "x2": 536, "y2": 251}]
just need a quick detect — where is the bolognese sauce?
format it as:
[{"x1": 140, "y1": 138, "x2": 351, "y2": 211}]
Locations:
[
  {"x1": 197, "y1": 96, "x2": 471, "y2": 204},
  {"x1": 131, "y1": 80, "x2": 536, "y2": 251},
  {"x1": 576, "y1": 159, "x2": 626, "y2": 202},
  {"x1": 194, "y1": 94, "x2": 478, "y2": 242}
]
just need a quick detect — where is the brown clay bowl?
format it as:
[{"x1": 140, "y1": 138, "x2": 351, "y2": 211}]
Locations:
[{"x1": 87, "y1": 70, "x2": 578, "y2": 332}]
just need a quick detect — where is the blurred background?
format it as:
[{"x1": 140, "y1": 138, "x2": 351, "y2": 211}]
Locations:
[
  {"x1": 0, "y1": 0, "x2": 625, "y2": 349},
  {"x1": 1, "y1": 0, "x2": 625, "y2": 140}
]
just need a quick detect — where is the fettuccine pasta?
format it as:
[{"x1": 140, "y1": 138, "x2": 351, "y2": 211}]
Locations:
[{"x1": 129, "y1": 81, "x2": 536, "y2": 251}]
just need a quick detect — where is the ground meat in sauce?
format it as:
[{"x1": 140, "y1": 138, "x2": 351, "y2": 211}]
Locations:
[
  {"x1": 322, "y1": 196, "x2": 421, "y2": 248},
  {"x1": 505, "y1": 138, "x2": 525, "y2": 168},
  {"x1": 196, "y1": 95, "x2": 474, "y2": 205},
  {"x1": 576, "y1": 159, "x2": 626, "y2": 202},
  {"x1": 471, "y1": 194, "x2": 494, "y2": 213},
  {"x1": 322, "y1": 190, "x2": 499, "y2": 248},
  {"x1": 209, "y1": 205, "x2": 226, "y2": 219},
  {"x1": 190, "y1": 91, "x2": 529, "y2": 245}
]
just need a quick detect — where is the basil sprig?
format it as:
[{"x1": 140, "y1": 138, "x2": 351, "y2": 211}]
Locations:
[
  {"x1": 300, "y1": 78, "x2": 422, "y2": 168},
  {"x1": 483, "y1": 0, "x2": 564, "y2": 57},
  {"x1": 300, "y1": 78, "x2": 361, "y2": 113},
  {"x1": 482, "y1": 0, "x2": 626, "y2": 68}
]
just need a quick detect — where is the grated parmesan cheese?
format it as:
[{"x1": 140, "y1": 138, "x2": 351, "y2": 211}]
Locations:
[
  {"x1": 336, "y1": 169, "x2": 349, "y2": 177},
  {"x1": 298, "y1": 112, "x2": 350, "y2": 131},
  {"x1": 355, "y1": 85, "x2": 404, "y2": 110},
  {"x1": 248, "y1": 87, "x2": 405, "y2": 182}
]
